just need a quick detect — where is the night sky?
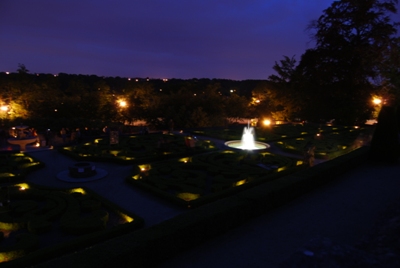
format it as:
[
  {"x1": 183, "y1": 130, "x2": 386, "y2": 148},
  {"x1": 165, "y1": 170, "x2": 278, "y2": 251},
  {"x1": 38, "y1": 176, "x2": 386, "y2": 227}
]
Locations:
[{"x1": 0, "y1": 0, "x2": 390, "y2": 80}]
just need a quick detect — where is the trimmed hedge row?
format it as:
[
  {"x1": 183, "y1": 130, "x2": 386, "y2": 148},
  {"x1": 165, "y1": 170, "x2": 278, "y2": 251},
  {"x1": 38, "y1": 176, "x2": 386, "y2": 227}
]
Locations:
[
  {"x1": 0, "y1": 184, "x2": 144, "y2": 266},
  {"x1": 58, "y1": 133, "x2": 217, "y2": 164},
  {"x1": 0, "y1": 153, "x2": 44, "y2": 183},
  {"x1": 274, "y1": 127, "x2": 370, "y2": 159},
  {"x1": 126, "y1": 150, "x2": 305, "y2": 208},
  {"x1": 33, "y1": 146, "x2": 370, "y2": 268}
]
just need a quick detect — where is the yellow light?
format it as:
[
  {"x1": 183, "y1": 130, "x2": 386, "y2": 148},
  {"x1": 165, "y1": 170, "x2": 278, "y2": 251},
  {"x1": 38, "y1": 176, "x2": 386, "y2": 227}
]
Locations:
[
  {"x1": 139, "y1": 164, "x2": 151, "y2": 171},
  {"x1": 110, "y1": 150, "x2": 120, "y2": 156},
  {"x1": 70, "y1": 188, "x2": 86, "y2": 194},
  {"x1": 373, "y1": 98, "x2": 382, "y2": 105},
  {"x1": 120, "y1": 213, "x2": 134, "y2": 223},
  {"x1": 0, "y1": 106, "x2": 8, "y2": 111},
  {"x1": 235, "y1": 179, "x2": 246, "y2": 186},
  {"x1": 177, "y1": 192, "x2": 200, "y2": 201},
  {"x1": 179, "y1": 157, "x2": 190, "y2": 163},
  {"x1": 263, "y1": 119, "x2": 271, "y2": 126},
  {"x1": 119, "y1": 100, "x2": 127, "y2": 107},
  {"x1": 16, "y1": 183, "x2": 29, "y2": 190}
]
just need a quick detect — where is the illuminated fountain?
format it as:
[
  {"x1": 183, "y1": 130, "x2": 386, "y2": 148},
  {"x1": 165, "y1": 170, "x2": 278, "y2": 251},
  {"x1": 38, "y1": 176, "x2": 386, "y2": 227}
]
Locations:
[
  {"x1": 7, "y1": 125, "x2": 38, "y2": 151},
  {"x1": 224, "y1": 123, "x2": 269, "y2": 150}
]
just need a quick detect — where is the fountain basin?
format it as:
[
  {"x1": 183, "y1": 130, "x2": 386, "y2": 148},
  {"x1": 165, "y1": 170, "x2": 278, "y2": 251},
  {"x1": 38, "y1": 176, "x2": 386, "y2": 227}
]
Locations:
[
  {"x1": 7, "y1": 137, "x2": 37, "y2": 151},
  {"x1": 57, "y1": 162, "x2": 108, "y2": 182},
  {"x1": 224, "y1": 140, "x2": 270, "y2": 150},
  {"x1": 68, "y1": 162, "x2": 97, "y2": 178}
]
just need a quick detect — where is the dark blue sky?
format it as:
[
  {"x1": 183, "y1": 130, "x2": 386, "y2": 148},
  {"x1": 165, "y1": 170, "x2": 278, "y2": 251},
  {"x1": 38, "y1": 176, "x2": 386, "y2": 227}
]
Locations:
[{"x1": 0, "y1": 0, "x2": 393, "y2": 80}]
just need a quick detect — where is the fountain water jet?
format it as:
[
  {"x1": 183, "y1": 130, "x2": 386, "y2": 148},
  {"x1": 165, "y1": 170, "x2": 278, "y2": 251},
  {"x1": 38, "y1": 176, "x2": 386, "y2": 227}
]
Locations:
[{"x1": 224, "y1": 123, "x2": 269, "y2": 150}]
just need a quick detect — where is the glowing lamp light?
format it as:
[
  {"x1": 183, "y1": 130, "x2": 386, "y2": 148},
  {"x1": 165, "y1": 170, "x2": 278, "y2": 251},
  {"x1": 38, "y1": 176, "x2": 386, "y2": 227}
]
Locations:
[
  {"x1": 0, "y1": 106, "x2": 8, "y2": 112},
  {"x1": 235, "y1": 179, "x2": 246, "y2": 186},
  {"x1": 119, "y1": 100, "x2": 127, "y2": 107},
  {"x1": 373, "y1": 98, "x2": 382, "y2": 105},
  {"x1": 70, "y1": 188, "x2": 86, "y2": 194},
  {"x1": 263, "y1": 119, "x2": 271, "y2": 126},
  {"x1": 120, "y1": 213, "x2": 134, "y2": 223},
  {"x1": 139, "y1": 164, "x2": 151, "y2": 171},
  {"x1": 16, "y1": 183, "x2": 29, "y2": 190}
]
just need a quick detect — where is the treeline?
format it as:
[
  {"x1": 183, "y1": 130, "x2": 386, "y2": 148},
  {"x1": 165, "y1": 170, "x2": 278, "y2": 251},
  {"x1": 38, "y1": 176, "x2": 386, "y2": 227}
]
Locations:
[{"x1": 0, "y1": 71, "x2": 274, "y2": 130}]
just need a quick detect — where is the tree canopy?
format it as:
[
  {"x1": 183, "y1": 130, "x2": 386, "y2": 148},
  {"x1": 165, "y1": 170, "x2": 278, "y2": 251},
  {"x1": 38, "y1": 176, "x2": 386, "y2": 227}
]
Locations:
[{"x1": 297, "y1": 0, "x2": 399, "y2": 123}]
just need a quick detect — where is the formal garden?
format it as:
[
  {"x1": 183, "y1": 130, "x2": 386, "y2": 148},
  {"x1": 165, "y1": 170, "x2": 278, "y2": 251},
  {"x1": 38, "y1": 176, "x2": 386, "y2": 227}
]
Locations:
[{"x1": 0, "y1": 120, "x2": 380, "y2": 265}]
